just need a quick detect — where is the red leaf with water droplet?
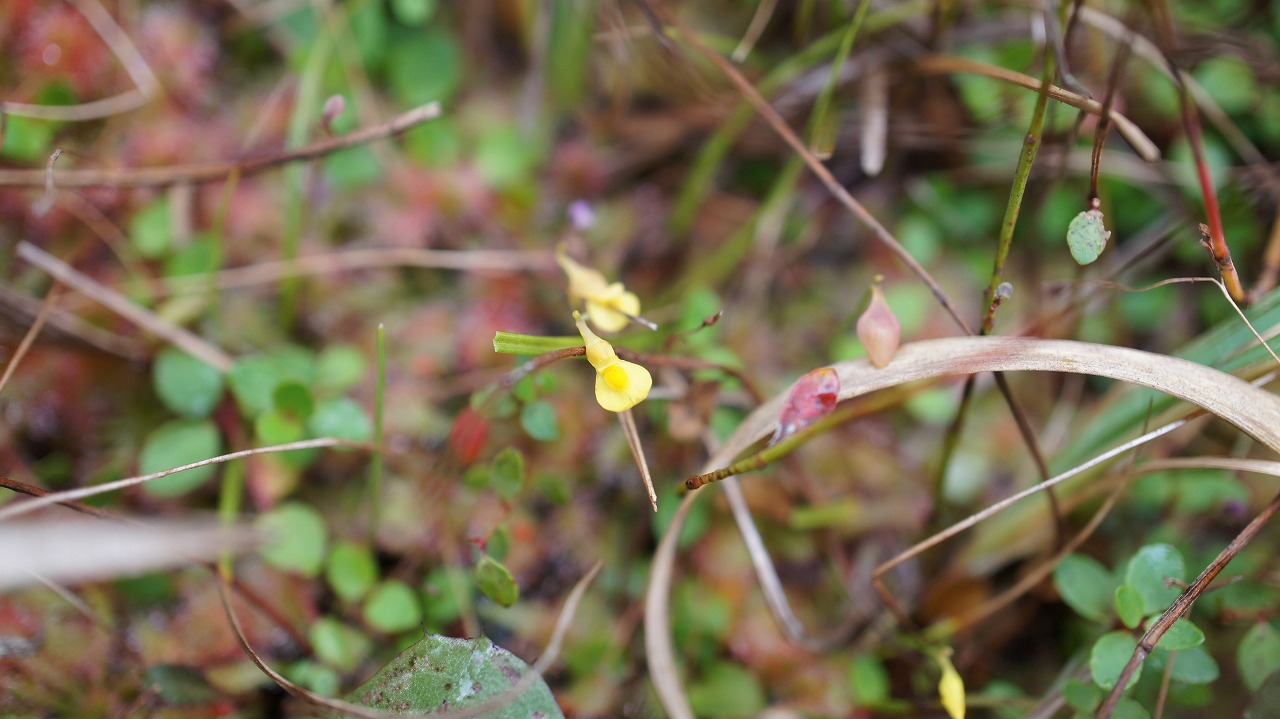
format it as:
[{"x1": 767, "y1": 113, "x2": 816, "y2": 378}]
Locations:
[{"x1": 773, "y1": 367, "x2": 840, "y2": 443}]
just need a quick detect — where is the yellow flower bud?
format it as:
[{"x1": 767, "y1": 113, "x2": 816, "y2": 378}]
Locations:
[
  {"x1": 558, "y1": 248, "x2": 641, "y2": 333},
  {"x1": 574, "y1": 312, "x2": 652, "y2": 412}
]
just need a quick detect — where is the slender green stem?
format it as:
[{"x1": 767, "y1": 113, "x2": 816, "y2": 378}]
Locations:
[
  {"x1": 369, "y1": 323, "x2": 386, "y2": 543},
  {"x1": 808, "y1": 0, "x2": 872, "y2": 156},
  {"x1": 492, "y1": 331, "x2": 582, "y2": 356},
  {"x1": 217, "y1": 456, "x2": 246, "y2": 578}
]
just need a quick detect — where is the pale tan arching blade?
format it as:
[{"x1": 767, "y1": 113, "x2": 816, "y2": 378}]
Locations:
[{"x1": 646, "y1": 336, "x2": 1280, "y2": 719}]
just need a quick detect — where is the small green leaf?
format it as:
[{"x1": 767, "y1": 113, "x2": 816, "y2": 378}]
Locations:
[
  {"x1": 307, "y1": 397, "x2": 373, "y2": 442},
  {"x1": 490, "y1": 447, "x2": 525, "y2": 501},
  {"x1": 688, "y1": 662, "x2": 767, "y2": 718},
  {"x1": 387, "y1": 26, "x2": 460, "y2": 106},
  {"x1": 130, "y1": 198, "x2": 171, "y2": 259},
  {"x1": 272, "y1": 381, "x2": 314, "y2": 419},
  {"x1": 1113, "y1": 697, "x2": 1151, "y2": 719},
  {"x1": 1115, "y1": 584, "x2": 1146, "y2": 629},
  {"x1": 475, "y1": 554, "x2": 519, "y2": 607},
  {"x1": 1156, "y1": 618, "x2": 1205, "y2": 652},
  {"x1": 309, "y1": 616, "x2": 371, "y2": 672},
  {"x1": 1125, "y1": 544, "x2": 1185, "y2": 615},
  {"x1": 390, "y1": 0, "x2": 436, "y2": 25},
  {"x1": 326, "y1": 541, "x2": 378, "y2": 603},
  {"x1": 1055, "y1": 553, "x2": 1116, "y2": 622},
  {"x1": 1090, "y1": 631, "x2": 1142, "y2": 691},
  {"x1": 1166, "y1": 645, "x2": 1219, "y2": 684},
  {"x1": 257, "y1": 501, "x2": 328, "y2": 577},
  {"x1": 520, "y1": 400, "x2": 559, "y2": 441},
  {"x1": 153, "y1": 348, "x2": 224, "y2": 418},
  {"x1": 254, "y1": 408, "x2": 305, "y2": 445},
  {"x1": 139, "y1": 419, "x2": 223, "y2": 497},
  {"x1": 286, "y1": 659, "x2": 340, "y2": 696},
  {"x1": 316, "y1": 344, "x2": 366, "y2": 393},
  {"x1": 422, "y1": 567, "x2": 470, "y2": 627},
  {"x1": 347, "y1": 634, "x2": 562, "y2": 717},
  {"x1": 848, "y1": 654, "x2": 890, "y2": 705},
  {"x1": 1063, "y1": 678, "x2": 1101, "y2": 712},
  {"x1": 363, "y1": 580, "x2": 423, "y2": 634},
  {"x1": 1239, "y1": 622, "x2": 1280, "y2": 691},
  {"x1": 475, "y1": 126, "x2": 539, "y2": 188},
  {"x1": 228, "y1": 348, "x2": 316, "y2": 418},
  {"x1": 487, "y1": 524, "x2": 511, "y2": 562},
  {"x1": 1066, "y1": 207, "x2": 1110, "y2": 265}
]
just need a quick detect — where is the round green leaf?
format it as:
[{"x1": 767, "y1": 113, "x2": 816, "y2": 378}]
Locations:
[
  {"x1": 254, "y1": 408, "x2": 305, "y2": 445},
  {"x1": 1113, "y1": 697, "x2": 1151, "y2": 719},
  {"x1": 139, "y1": 419, "x2": 223, "y2": 497},
  {"x1": 287, "y1": 660, "x2": 340, "y2": 696},
  {"x1": 1063, "y1": 678, "x2": 1101, "y2": 712},
  {"x1": 1115, "y1": 584, "x2": 1146, "y2": 630},
  {"x1": 1239, "y1": 622, "x2": 1280, "y2": 691},
  {"x1": 257, "y1": 501, "x2": 328, "y2": 577},
  {"x1": 848, "y1": 654, "x2": 890, "y2": 706},
  {"x1": 309, "y1": 616, "x2": 371, "y2": 672},
  {"x1": 519, "y1": 400, "x2": 559, "y2": 441},
  {"x1": 475, "y1": 554, "x2": 519, "y2": 607},
  {"x1": 316, "y1": 344, "x2": 366, "y2": 393},
  {"x1": 307, "y1": 397, "x2": 373, "y2": 442},
  {"x1": 347, "y1": 634, "x2": 562, "y2": 717},
  {"x1": 272, "y1": 381, "x2": 315, "y2": 419},
  {"x1": 1066, "y1": 208, "x2": 1110, "y2": 265},
  {"x1": 363, "y1": 580, "x2": 422, "y2": 634},
  {"x1": 1156, "y1": 618, "x2": 1205, "y2": 652},
  {"x1": 227, "y1": 348, "x2": 317, "y2": 419},
  {"x1": 1090, "y1": 631, "x2": 1142, "y2": 691},
  {"x1": 490, "y1": 447, "x2": 525, "y2": 501},
  {"x1": 1054, "y1": 553, "x2": 1116, "y2": 622},
  {"x1": 688, "y1": 662, "x2": 766, "y2": 718},
  {"x1": 390, "y1": 0, "x2": 435, "y2": 25},
  {"x1": 153, "y1": 348, "x2": 224, "y2": 418},
  {"x1": 1166, "y1": 645, "x2": 1219, "y2": 684},
  {"x1": 327, "y1": 541, "x2": 378, "y2": 603},
  {"x1": 130, "y1": 198, "x2": 171, "y2": 259},
  {"x1": 387, "y1": 26, "x2": 460, "y2": 106},
  {"x1": 1125, "y1": 544, "x2": 1185, "y2": 615}
]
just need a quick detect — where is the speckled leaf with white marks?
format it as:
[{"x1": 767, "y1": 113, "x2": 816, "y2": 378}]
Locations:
[
  {"x1": 1067, "y1": 208, "x2": 1111, "y2": 265},
  {"x1": 347, "y1": 634, "x2": 563, "y2": 718}
]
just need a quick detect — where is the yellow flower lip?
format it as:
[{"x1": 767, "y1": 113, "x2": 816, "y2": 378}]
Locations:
[
  {"x1": 558, "y1": 248, "x2": 642, "y2": 333},
  {"x1": 574, "y1": 311, "x2": 652, "y2": 412}
]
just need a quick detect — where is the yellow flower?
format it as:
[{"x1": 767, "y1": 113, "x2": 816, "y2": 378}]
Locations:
[
  {"x1": 936, "y1": 650, "x2": 965, "y2": 719},
  {"x1": 557, "y1": 248, "x2": 641, "y2": 333},
  {"x1": 574, "y1": 312, "x2": 652, "y2": 412}
]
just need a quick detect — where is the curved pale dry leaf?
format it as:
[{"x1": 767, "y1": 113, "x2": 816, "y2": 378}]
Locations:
[
  {"x1": 0, "y1": 518, "x2": 257, "y2": 589},
  {"x1": 646, "y1": 337, "x2": 1280, "y2": 717}
]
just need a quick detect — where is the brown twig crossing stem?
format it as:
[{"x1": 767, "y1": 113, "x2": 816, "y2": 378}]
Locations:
[{"x1": 0, "y1": 102, "x2": 441, "y2": 189}]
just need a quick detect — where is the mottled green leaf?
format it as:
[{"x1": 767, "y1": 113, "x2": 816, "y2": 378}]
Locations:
[
  {"x1": 347, "y1": 634, "x2": 562, "y2": 718},
  {"x1": 1066, "y1": 207, "x2": 1110, "y2": 265},
  {"x1": 1125, "y1": 544, "x2": 1185, "y2": 615}
]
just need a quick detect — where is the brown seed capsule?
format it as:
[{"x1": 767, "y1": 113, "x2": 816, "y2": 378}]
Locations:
[{"x1": 857, "y1": 283, "x2": 900, "y2": 368}]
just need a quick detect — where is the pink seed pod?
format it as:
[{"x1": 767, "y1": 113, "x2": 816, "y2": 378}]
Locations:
[{"x1": 857, "y1": 283, "x2": 900, "y2": 368}]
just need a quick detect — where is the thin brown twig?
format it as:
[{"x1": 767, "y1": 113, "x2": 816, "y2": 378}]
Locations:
[
  {"x1": 914, "y1": 54, "x2": 1159, "y2": 162},
  {"x1": 670, "y1": 22, "x2": 974, "y2": 335},
  {"x1": 17, "y1": 241, "x2": 235, "y2": 371},
  {"x1": 0, "y1": 438, "x2": 357, "y2": 523},
  {"x1": 0, "y1": 284, "x2": 61, "y2": 395},
  {"x1": 0, "y1": 102, "x2": 441, "y2": 188}
]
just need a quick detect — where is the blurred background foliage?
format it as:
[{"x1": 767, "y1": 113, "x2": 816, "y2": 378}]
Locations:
[{"x1": 3, "y1": 0, "x2": 1280, "y2": 717}]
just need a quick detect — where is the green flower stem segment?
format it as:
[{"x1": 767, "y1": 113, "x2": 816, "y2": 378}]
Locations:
[
  {"x1": 369, "y1": 323, "x2": 386, "y2": 543},
  {"x1": 492, "y1": 332, "x2": 582, "y2": 356}
]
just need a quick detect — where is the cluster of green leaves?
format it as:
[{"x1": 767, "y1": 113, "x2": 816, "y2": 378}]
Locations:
[
  {"x1": 1053, "y1": 543, "x2": 1246, "y2": 718},
  {"x1": 143, "y1": 343, "x2": 370, "y2": 498}
]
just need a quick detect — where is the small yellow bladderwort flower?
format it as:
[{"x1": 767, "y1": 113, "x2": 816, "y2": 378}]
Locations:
[
  {"x1": 557, "y1": 247, "x2": 641, "y2": 333},
  {"x1": 574, "y1": 311, "x2": 652, "y2": 412}
]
